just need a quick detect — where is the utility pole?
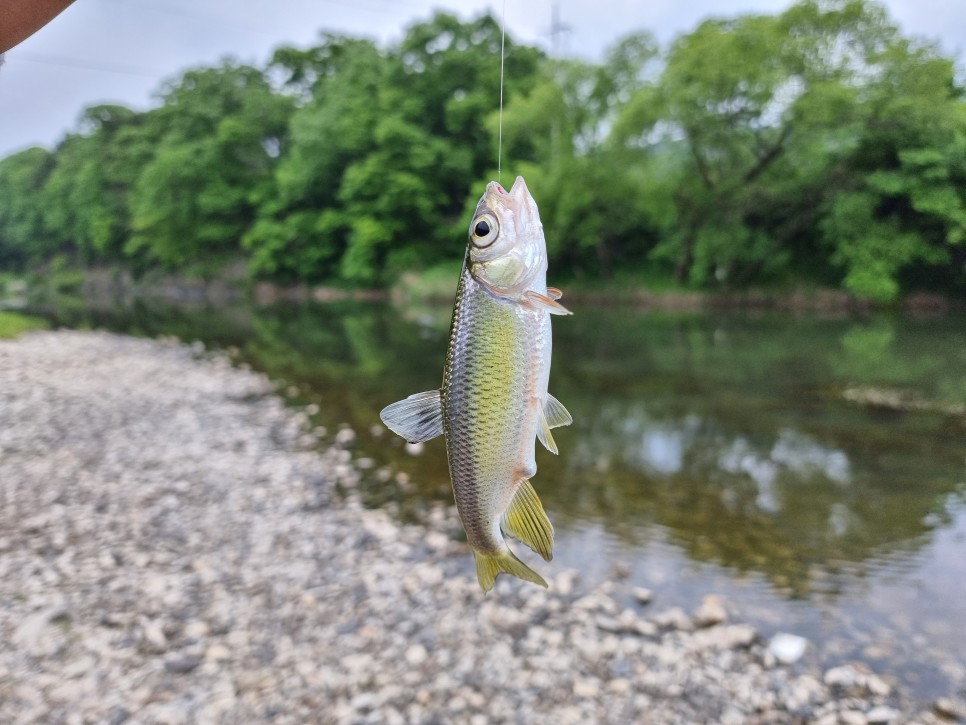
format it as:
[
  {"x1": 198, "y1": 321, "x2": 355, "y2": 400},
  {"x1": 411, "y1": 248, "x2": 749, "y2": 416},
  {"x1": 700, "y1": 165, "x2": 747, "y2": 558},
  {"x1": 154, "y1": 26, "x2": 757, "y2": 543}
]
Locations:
[
  {"x1": 546, "y1": 3, "x2": 572, "y2": 169},
  {"x1": 548, "y1": 2, "x2": 572, "y2": 58}
]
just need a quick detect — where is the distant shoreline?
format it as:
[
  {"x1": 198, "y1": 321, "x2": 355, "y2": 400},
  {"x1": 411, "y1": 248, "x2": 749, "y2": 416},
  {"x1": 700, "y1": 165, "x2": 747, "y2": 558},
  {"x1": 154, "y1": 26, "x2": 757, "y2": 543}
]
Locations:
[{"x1": 10, "y1": 266, "x2": 965, "y2": 316}]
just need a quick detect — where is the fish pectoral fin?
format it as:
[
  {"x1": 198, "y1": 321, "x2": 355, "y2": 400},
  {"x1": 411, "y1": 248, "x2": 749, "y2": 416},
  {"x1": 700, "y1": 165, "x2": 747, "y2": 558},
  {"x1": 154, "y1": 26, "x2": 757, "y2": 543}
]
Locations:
[
  {"x1": 544, "y1": 393, "x2": 573, "y2": 428},
  {"x1": 523, "y1": 290, "x2": 572, "y2": 316},
  {"x1": 473, "y1": 549, "x2": 548, "y2": 592},
  {"x1": 501, "y1": 479, "x2": 554, "y2": 562},
  {"x1": 546, "y1": 286, "x2": 563, "y2": 300},
  {"x1": 536, "y1": 411, "x2": 559, "y2": 454},
  {"x1": 379, "y1": 389, "x2": 443, "y2": 443}
]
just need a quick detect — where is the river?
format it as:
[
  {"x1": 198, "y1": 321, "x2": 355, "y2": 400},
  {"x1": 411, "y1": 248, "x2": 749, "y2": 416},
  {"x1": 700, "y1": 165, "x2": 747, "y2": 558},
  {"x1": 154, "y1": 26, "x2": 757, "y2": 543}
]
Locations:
[{"x1": 36, "y1": 296, "x2": 966, "y2": 703}]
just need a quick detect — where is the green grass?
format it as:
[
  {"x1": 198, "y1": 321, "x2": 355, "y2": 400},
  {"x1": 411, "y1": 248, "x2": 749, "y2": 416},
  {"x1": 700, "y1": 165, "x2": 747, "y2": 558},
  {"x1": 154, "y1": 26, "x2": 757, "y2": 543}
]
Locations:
[{"x1": 0, "y1": 311, "x2": 49, "y2": 339}]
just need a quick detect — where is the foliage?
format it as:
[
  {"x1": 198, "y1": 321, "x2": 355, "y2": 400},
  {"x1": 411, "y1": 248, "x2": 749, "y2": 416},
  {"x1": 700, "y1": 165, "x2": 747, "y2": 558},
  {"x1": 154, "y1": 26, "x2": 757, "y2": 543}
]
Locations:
[
  {"x1": 0, "y1": 3, "x2": 963, "y2": 300},
  {"x1": 0, "y1": 147, "x2": 55, "y2": 267},
  {"x1": 608, "y1": 0, "x2": 966, "y2": 298},
  {"x1": 127, "y1": 62, "x2": 293, "y2": 272},
  {"x1": 0, "y1": 311, "x2": 49, "y2": 338},
  {"x1": 245, "y1": 15, "x2": 542, "y2": 284}
]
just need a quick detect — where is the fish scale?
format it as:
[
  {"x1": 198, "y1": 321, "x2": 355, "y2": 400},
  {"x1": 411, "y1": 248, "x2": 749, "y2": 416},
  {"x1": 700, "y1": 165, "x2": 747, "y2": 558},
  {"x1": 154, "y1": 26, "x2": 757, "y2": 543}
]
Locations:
[{"x1": 443, "y1": 266, "x2": 547, "y2": 553}]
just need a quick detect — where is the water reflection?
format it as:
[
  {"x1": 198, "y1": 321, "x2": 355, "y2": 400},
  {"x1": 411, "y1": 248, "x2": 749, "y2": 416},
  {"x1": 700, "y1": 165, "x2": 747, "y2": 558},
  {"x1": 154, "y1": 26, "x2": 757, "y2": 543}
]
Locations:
[{"x1": 38, "y1": 298, "x2": 965, "y2": 591}]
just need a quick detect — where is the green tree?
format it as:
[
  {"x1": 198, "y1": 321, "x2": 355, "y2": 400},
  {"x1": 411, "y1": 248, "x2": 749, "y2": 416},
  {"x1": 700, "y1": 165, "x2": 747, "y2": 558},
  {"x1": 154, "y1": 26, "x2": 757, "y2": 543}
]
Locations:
[
  {"x1": 816, "y1": 32, "x2": 966, "y2": 300},
  {"x1": 246, "y1": 14, "x2": 542, "y2": 284},
  {"x1": 498, "y1": 33, "x2": 661, "y2": 278},
  {"x1": 126, "y1": 62, "x2": 292, "y2": 270},
  {"x1": 607, "y1": 0, "x2": 965, "y2": 299},
  {"x1": 40, "y1": 105, "x2": 145, "y2": 263},
  {"x1": 243, "y1": 36, "x2": 386, "y2": 281},
  {"x1": 626, "y1": 11, "x2": 805, "y2": 285},
  {"x1": 0, "y1": 3, "x2": 963, "y2": 301},
  {"x1": 0, "y1": 147, "x2": 55, "y2": 267}
]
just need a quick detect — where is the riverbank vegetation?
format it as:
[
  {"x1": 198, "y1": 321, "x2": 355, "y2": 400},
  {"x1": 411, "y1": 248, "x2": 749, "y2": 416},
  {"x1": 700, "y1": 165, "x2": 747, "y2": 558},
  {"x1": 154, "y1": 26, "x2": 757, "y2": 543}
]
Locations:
[
  {"x1": 0, "y1": 311, "x2": 48, "y2": 338},
  {"x1": 1, "y1": 0, "x2": 964, "y2": 303}
]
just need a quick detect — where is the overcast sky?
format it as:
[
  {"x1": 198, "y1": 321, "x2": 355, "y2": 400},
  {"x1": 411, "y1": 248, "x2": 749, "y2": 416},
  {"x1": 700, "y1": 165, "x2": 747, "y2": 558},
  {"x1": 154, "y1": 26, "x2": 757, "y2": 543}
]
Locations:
[{"x1": 1, "y1": 0, "x2": 964, "y2": 159}]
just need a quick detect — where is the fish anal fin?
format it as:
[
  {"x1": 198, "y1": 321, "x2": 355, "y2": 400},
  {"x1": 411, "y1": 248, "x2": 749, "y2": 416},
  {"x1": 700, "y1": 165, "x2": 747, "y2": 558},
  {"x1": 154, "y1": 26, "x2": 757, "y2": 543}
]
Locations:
[
  {"x1": 523, "y1": 290, "x2": 572, "y2": 316},
  {"x1": 544, "y1": 393, "x2": 573, "y2": 429},
  {"x1": 502, "y1": 479, "x2": 554, "y2": 561},
  {"x1": 546, "y1": 286, "x2": 563, "y2": 300},
  {"x1": 379, "y1": 390, "x2": 443, "y2": 443},
  {"x1": 473, "y1": 548, "x2": 548, "y2": 592}
]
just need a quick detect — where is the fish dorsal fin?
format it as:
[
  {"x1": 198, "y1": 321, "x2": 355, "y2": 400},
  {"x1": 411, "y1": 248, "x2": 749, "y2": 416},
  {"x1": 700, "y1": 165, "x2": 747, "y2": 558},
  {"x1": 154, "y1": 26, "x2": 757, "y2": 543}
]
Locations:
[
  {"x1": 544, "y1": 393, "x2": 573, "y2": 428},
  {"x1": 501, "y1": 479, "x2": 554, "y2": 561},
  {"x1": 523, "y1": 290, "x2": 572, "y2": 315},
  {"x1": 379, "y1": 390, "x2": 443, "y2": 443}
]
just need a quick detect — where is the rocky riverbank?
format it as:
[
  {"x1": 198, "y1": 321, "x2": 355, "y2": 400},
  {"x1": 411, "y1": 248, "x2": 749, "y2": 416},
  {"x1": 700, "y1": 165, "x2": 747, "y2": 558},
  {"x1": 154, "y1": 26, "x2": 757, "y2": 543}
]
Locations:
[{"x1": 0, "y1": 330, "x2": 961, "y2": 724}]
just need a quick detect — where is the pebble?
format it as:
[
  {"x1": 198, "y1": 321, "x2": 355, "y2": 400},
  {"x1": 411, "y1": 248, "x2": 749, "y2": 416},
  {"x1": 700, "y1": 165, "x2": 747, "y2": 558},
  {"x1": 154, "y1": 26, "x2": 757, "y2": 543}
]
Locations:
[
  {"x1": 0, "y1": 331, "x2": 941, "y2": 724},
  {"x1": 141, "y1": 620, "x2": 168, "y2": 653},
  {"x1": 866, "y1": 705, "x2": 900, "y2": 724},
  {"x1": 405, "y1": 441, "x2": 424, "y2": 456},
  {"x1": 404, "y1": 644, "x2": 428, "y2": 666},
  {"x1": 608, "y1": 678, "x2": 631, "y2": 694},
  {"x1": 653, "y1": 607, "x2": 695, "y2": 631},
  {"x1": 694, "y1": 594, "x2": 728, "y2": 627},
  {"x1": 935, "y1": 697, "x2": 966, "y2": 720},
  {"x1": 334, "y1": 427, "x2": 356, "y2": 445},
  {"x1": 825, "y1": 664, "x2": 864, "y2": 689},
  {"x1": 184, "y1": 620, "x2": 209, "y2": 639},
  {"x1": 632, "y1": 587, "x2": 653, "y2": 605},
  {"x1": 865, "y1": 673, "x2": 892, "y2": 697},
  {"x1": 769, "y1": 632, "x2": 809, "y2": 664},
  {"x1": 611, "y1": 562, "x2": 631, "y2": 579},
  {"x1": 840, "y1": 710, "x2": 868, "y2": 725},
  {"x1": 164, "y1": 654, "x2": 203, "y2": 674},
  {"x1": 13, "y1": 602, "x2": 71, "y2": 656},
  {"x1": 554, "y1": 569, "x2": 579, "y2": 596},
  {"x1": 206, "y1": 644, "x2": 232, "y2": 662},
  {"x1": 107, "y1": 706, "x2": 130, "y2": 725},
  {"x1": 573, "y1": 679, "x2": 600, "y2": 698}
]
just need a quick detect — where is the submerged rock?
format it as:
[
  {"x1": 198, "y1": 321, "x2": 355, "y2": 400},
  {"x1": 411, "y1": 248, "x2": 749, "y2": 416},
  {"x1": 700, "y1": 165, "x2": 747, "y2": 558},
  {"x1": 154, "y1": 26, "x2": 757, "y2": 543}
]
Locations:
[
  {"x1": 694, "y1": 595, "x2": 728, "y2": 627},
  {"x1": 631, "y1": 586, "x2": 653, "y2": 605}
]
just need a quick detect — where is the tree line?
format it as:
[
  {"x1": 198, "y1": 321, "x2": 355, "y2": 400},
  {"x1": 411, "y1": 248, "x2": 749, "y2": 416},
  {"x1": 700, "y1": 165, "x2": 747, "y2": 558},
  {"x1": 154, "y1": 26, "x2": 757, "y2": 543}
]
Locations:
[{"x1": 1, "y1": 0, "x2": 964, "y2": 302}]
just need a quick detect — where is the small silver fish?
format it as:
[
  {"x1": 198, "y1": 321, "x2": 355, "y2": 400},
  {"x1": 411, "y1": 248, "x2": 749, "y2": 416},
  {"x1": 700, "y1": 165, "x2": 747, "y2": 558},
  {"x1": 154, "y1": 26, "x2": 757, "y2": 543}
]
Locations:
[{"x1": 380, "y1": 177, "x2": 572, "y2": 591}]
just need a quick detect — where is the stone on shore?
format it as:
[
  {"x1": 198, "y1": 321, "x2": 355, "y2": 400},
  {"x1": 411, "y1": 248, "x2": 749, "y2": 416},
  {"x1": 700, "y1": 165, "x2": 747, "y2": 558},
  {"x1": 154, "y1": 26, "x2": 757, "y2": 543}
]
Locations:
[{"x1": 769, "y1": 632, "x2": 809, "y2": 664}]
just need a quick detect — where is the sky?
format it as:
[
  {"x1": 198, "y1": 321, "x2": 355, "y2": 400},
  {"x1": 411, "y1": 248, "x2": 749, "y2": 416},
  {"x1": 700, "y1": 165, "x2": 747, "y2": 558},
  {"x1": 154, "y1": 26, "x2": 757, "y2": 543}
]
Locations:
[{"x1": 1, "y1": 0, "x2": 964, "y2": 159}]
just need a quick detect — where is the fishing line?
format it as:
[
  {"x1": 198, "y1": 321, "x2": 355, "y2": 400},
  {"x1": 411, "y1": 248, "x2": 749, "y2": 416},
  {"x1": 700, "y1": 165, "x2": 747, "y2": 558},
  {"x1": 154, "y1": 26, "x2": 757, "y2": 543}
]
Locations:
[{"x1": 498, "y1": 0, "x2": 506, "y2": 185}]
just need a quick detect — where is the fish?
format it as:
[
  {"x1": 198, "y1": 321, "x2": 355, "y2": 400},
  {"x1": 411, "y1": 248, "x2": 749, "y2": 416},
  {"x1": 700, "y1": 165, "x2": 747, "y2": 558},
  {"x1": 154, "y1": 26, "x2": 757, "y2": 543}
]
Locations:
[{"x1": 380, "y1": 176, "x2": 572, "y2": 592}]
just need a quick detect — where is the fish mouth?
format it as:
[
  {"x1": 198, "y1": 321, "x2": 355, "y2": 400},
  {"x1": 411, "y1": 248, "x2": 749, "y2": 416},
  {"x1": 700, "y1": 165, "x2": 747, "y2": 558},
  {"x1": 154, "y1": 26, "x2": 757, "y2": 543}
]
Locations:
[{"x1": 488, "y1": 176, "x2": 529, "y2": 201}]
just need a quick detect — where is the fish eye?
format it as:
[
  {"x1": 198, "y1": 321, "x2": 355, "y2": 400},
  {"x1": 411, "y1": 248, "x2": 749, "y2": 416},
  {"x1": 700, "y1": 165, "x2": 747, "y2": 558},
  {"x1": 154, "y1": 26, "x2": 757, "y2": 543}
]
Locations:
[{"x1": 470, "y1": 214, "x2": 499, "y2": 248}]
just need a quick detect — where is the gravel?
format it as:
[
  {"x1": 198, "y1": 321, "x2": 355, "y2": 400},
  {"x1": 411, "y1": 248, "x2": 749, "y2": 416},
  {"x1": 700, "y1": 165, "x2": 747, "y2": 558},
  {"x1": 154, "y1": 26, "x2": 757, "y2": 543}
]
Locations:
[{"x1": 0, "y1": 330, "x2": 957, "y2": 724}]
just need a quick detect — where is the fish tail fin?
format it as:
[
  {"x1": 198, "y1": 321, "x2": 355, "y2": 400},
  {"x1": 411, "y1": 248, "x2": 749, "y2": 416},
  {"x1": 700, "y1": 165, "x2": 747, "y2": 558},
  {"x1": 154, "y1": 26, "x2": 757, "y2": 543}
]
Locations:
[{"x1": 473, "y1": 549, "x2": 548, "y2": 592}]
